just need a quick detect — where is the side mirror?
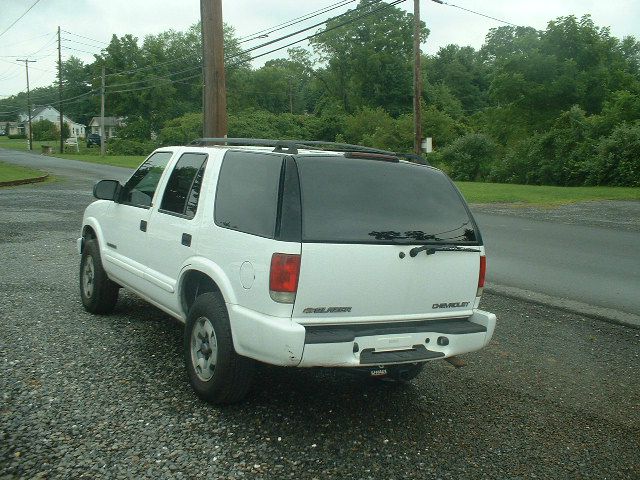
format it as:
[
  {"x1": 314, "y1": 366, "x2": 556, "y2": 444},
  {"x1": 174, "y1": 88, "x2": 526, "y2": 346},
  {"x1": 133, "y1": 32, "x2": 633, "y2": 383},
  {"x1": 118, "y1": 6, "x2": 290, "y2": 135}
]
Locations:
[{"x1": 93, "y1": 179, "x2": 121, "y2": 201}]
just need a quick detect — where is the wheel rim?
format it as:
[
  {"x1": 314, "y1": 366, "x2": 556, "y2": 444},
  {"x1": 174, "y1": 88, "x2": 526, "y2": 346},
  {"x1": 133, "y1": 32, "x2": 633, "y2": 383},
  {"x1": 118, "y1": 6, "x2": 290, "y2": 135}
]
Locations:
[
  {"x1": 190, "y1": 316, "x2": 218, "y2": 382},
  {"x1": 82, "y1": 257, "x2": 95, "y2": 298}
]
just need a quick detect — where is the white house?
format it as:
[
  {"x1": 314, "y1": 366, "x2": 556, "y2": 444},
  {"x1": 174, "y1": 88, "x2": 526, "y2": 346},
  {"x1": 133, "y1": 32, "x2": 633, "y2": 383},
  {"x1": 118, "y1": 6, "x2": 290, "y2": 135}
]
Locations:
[
  {"x1": 19, "y1": 105, "x2": 86, "y2": 138},
  {"x1": 88, "y1": 116, "x2": 122, "y2": 139}
]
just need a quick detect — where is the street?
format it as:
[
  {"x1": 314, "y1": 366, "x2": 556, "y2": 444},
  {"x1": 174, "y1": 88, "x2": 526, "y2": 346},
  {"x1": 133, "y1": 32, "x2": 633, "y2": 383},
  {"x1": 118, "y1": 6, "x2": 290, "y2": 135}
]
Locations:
[{"x1": 0, "y1": 149, "x2": 639, "y2": 478}]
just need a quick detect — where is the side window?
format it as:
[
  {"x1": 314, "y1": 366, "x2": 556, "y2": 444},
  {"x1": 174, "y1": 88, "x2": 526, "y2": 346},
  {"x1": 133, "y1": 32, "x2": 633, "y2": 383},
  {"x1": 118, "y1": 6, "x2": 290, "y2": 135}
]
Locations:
[
  {"x1": 214, "y1": 151, "x2": 284, "y2": 238},
  {"x1": 160, "y1": 153, "x2": 208, "y2": 219},
  {"x1": 120, "y1": 152, "x2": 173, "y2": 208}
]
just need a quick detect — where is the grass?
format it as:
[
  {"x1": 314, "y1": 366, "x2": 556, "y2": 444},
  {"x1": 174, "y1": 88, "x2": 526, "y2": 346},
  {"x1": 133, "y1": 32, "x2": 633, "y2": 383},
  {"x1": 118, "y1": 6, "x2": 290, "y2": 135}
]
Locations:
[
  {"x1": 0, "y1": 136, "x2": 145, "y2": 168},
  {"x1": 456, "y1": 181, "x2": 640, "y2": 205},
  {"x1": 1, "y1": 137, "x2": 638, "y2": 204},
  {"x1": 0, "y1": 161, "x2": 45, "y2": 183}
]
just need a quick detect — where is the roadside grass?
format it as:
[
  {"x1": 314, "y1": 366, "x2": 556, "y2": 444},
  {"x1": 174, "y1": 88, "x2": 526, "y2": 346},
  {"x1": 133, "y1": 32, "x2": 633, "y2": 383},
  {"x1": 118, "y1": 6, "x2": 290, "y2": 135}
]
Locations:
[
  {"x1": 456, "y1": 181, "x2": 640, "y2": 205},
  {"x1": 0, "y1": 161, "x2": 45, "y2": 183},
  {"x1": 2, "y1": 137, "x2": 638, "y2": 204},
  {"x1": 0, "y1": 136, "x2": 144, "y2": 168},
  {"x1": 54, "y1": 153, "x2": 145, "y2": 168}
]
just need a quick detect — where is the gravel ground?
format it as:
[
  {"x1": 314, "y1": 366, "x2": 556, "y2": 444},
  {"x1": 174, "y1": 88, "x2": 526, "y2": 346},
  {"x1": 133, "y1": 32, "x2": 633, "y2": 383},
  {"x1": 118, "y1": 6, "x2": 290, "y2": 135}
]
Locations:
[
  {"x1": 1, "y1": 179, "x2": 639, "y2": 479},
  {"x1": 471, "y1": 201, "x2": 640, "y2": 232}
]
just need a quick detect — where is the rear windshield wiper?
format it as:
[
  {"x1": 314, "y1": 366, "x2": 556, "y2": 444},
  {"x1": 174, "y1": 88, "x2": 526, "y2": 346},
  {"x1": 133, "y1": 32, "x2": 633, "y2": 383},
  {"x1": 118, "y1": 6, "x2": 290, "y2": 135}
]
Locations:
[{"x1": 409, "y1": 245, "x2": 481, "y2": 257}]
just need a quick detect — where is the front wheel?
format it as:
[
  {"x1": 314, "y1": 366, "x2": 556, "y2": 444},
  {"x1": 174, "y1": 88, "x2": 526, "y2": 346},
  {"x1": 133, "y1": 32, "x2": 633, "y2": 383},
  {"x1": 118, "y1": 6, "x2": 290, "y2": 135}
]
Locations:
[
  {"x1": 184, "y1": 293, "x2": 254, "y2": 405},
  {"x1": 79, "y1": 239, "x2": 119, "y2": 314}
]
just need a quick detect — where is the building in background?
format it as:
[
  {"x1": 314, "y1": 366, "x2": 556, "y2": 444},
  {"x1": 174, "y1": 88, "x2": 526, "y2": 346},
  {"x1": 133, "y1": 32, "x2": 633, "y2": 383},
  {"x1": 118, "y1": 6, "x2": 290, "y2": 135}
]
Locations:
[
  {"x1": 88, "y1": 116, "x2": 123, "y2": 140},
  {"x1": 18, "y1": 105, "x2": 86, "y2": 138}
]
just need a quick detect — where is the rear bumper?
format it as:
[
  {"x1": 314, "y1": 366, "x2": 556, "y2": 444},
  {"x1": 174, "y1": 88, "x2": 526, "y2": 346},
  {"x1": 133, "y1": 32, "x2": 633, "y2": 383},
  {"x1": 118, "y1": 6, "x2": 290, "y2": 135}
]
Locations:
[{"x1": 228, "y1": 305, "x2": 496, "y2": 367}]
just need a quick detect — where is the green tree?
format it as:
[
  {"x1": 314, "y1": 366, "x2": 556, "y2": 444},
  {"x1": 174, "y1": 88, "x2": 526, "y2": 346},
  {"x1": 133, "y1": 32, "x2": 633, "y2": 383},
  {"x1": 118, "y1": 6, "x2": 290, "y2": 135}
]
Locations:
[{"x1": 310, "y1": 0, "x2": 427, "y2": 115}]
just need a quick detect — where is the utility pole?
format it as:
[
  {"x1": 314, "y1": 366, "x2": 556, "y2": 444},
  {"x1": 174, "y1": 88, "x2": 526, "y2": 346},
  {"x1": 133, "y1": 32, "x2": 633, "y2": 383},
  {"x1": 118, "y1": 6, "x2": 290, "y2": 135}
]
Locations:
[
  {"x1": 17, "y1": 59, "x2": 36, "y2": 151},
  {"x1": 288, "y1": 77, "x2": 293, "y2": 114},
  {"x1": 413, "y1": 0, "x2": 423, "y2": 155},
  {"x1": 58, "y1": 26, "x2": 64, "y2": 154},
  {"x1": 200, "y1": 0, "x2": 227, "y2": 137},
  {"x1": 100, "y1": 65, "x2": 105, "y2": 156}
]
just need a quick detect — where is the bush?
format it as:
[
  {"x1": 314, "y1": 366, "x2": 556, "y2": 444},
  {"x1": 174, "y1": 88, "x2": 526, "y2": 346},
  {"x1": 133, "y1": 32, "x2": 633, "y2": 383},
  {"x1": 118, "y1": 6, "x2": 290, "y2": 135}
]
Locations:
[
  {"x1": 436, "y1": 133, "x2": 497, "y2": 181},
  {"x1": 32, "y1": 119, "x2": 58, "y2": 141},
  {"x1": 587, "y1": 122, "x2": 640, "y2": 186},
  {"x1": 8, "y1": 134, "x2": 26, "y2": 139},
  {"x1": 107, "y1": 138, "x2": 157, "y2": 156}
]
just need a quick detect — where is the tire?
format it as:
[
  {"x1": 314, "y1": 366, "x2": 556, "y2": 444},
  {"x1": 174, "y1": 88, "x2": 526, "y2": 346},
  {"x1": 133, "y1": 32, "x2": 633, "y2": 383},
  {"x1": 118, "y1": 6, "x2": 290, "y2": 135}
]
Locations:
[
  {"x1": 79, "y1": 239, "x2": 119, "y2": 314},
  {"x1": 184, "y1": 292, "x2": 254, "y2": 405},
  {"x1": 385, "y1": 362, "x2": 424, "y2": 382}
]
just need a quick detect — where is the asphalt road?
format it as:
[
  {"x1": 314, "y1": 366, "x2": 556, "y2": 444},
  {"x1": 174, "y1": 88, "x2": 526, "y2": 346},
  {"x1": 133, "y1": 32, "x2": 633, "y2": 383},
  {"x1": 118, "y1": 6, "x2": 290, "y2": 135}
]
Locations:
[
  {"x1": 475, "y1": 212, "x2": 640, "y2": 315},
  {"x1": 2, "y1": 147, "x2": 638, "y2": 317},
  {"x1": 0, "y1": 148, "x2": 639, "y2": 478}
]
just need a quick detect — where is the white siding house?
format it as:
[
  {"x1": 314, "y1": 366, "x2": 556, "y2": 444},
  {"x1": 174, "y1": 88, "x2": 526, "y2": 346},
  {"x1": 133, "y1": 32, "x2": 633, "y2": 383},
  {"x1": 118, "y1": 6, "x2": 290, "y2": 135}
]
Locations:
[{"x1": 19, "y1": 105, "x2": 85, "y2": 138}]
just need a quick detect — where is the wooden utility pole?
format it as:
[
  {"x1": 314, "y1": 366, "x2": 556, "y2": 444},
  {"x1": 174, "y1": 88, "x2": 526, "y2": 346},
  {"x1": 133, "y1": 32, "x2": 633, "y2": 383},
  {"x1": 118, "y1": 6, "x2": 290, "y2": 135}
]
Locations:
[
  {"x1": 100, "y1": 65, "x2": 105, "y2": 156},
  {"x1": 58, "y1": 26, "x2": 64, "y2": 154},
  {"x1": 413, "y1": 0, "x2": 423, "y2": 155},
  {"x1": 200, "y1": 0, "x2": 227, "y2": 137},
  {"x1": 17, "y1": 58, "x2": 36, "y2": 151}
]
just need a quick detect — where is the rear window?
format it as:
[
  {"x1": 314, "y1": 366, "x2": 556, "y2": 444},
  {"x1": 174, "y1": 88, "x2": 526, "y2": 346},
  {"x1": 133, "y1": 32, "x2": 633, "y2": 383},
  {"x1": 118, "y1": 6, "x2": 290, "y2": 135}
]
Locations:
[{"x1": 296, "y1": 156, "x2": 478, "y2": 244}]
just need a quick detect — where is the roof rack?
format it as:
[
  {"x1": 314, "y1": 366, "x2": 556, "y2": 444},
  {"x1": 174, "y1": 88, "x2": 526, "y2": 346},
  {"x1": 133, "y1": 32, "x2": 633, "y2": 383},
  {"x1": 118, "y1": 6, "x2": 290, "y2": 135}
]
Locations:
[{"x1": 188, "y1": 138, "x2": 428, "y2": 165}]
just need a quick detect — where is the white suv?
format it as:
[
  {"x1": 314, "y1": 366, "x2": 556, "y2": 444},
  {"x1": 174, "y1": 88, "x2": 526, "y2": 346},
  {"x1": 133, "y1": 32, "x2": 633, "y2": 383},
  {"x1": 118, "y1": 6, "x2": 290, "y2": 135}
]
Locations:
[{"x1": 78, "y1": 139, "x2": 496, "y2": 404}]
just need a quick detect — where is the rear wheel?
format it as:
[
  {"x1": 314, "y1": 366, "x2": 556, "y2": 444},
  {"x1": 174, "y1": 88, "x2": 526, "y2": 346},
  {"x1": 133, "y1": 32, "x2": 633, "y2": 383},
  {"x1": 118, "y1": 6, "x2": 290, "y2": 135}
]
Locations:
[
  {"x1": 184, "y1": 293, "x2": 254, "y2": 404},
  {"x1": 79, "y1": 239, "x2": 119, "y2": 314}
]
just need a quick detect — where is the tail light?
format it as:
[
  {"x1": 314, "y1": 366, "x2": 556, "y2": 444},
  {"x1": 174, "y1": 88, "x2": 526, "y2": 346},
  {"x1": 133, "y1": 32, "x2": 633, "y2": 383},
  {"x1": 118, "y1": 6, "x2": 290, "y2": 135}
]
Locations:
[
  {"x1": 476, "y1": 255, "x2": 486, "y2": 297},
  {"x1": 269, "y1": 253, "x2": 301, "y2": 303}
]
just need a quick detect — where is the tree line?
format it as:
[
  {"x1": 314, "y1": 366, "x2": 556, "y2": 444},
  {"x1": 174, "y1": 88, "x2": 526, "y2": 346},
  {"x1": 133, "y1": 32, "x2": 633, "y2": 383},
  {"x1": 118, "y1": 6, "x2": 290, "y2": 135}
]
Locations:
[{"x1": 1, "y1": 1, "x2": 638, "y2": 186}]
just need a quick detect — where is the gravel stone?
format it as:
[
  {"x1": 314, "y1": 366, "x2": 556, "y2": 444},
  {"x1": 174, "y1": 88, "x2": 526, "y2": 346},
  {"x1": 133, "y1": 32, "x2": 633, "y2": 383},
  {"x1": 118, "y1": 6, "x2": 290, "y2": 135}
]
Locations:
[{"x1": 1, "y1": 174, "x2": 638, "y2": 479}]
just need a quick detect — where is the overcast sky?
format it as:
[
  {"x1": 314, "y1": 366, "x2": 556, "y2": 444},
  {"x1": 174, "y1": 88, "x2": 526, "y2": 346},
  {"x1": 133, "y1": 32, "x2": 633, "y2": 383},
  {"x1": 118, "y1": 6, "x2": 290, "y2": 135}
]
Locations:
[{"x1": 1, "y1": 0, "x2": 639, "y2": 98}]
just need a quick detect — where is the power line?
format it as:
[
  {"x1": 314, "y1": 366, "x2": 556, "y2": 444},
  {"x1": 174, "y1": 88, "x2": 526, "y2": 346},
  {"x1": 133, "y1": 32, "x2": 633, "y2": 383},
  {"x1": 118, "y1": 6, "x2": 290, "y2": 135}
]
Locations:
[
  {"x1": 0, "y1": 0, "x2": 44, "y2": 39},
  {"x1": 238, "y1": 0, "x2": 355, "y2": 42},
  {"x1": 431, "y1": 0, "x2": 521, "y2": 28},
  {"x1": 61, "y1": 29, "x2": 109, "y2": 46},
  {"x1": 230, "y1": 0, "x2": 407, "y2": 67}
]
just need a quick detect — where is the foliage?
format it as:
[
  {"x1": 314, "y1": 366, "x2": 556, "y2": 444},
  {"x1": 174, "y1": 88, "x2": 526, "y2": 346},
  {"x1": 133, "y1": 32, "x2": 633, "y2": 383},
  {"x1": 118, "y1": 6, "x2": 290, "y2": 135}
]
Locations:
[
  {"x1": 107, "y1": 138, "x2": 157, "y2": 156},
  {"x1": 588, "y1": 122, "x2": 640, "y2": 187},
  {"x1": 1, "y1": 7, "x2": 638, "y2": 187},
  {"x1": 31, "y1": 120, "x2": 59, "y2": 141},
  {"x1": 435, "y1": 133, "x2": 497, "y2": 181}
]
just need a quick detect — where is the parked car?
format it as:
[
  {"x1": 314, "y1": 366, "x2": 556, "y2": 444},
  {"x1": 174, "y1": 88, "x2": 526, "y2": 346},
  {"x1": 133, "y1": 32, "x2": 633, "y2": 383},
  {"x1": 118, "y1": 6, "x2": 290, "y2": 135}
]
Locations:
[
  {"x1": 78, "y1": 139, "x2": 496, "y2": 404},
  {"x1": 86, "y1": 133, "x2": 101, "y2": 147}
]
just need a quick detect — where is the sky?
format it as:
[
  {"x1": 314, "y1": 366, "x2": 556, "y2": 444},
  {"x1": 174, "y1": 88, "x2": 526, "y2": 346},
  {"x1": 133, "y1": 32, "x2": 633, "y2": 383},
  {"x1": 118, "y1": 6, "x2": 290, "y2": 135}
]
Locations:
[{"x1": 1, "y1": 0, "x2": 639, "y2": 98}]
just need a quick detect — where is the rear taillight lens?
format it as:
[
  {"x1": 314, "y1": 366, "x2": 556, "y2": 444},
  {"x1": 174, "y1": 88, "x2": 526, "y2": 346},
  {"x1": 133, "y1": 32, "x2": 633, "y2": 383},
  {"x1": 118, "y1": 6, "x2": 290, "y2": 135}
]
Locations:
[
  {"x1": 477, "y1": 255, "x2": 486, "y2": 297},
  {"x1": 269, "y1": 253, "x2": 301, "y2": 303}
]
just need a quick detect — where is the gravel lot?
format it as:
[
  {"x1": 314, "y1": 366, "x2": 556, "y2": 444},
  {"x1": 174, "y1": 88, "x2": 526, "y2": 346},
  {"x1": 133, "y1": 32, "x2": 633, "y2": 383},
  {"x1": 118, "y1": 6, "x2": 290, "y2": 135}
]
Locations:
[{"x1": 1, "y1": 177, "x2": 639, "y2": 479}]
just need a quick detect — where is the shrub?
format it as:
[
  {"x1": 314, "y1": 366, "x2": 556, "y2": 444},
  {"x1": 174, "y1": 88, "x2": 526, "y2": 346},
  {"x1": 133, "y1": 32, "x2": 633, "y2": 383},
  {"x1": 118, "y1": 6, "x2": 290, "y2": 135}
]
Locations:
[
  {"x1": 436, "y1": 133, "x2": 497, "y2": 181},
  {"x1": 107, "y1": 138, "x2": 157, "y2": 156},
  {"x1": 8, "y1": 134, "x2": 26, "y2": 139},
  {"x1": 32, "y1": 119, "x2": 58, "y2": 141},
  {"x1": 587, "y1": 122, "x2": 640, "y2": 186}
]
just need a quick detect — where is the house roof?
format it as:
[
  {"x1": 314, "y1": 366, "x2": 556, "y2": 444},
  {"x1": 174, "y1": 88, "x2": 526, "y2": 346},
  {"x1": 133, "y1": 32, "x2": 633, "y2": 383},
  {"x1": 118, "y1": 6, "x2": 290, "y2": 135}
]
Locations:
[
  {"x1": 20, "y1": 105, "x2": 84, "y2": 126},
  {"x1": 89, "y1": 116, "x2": 120, "y2": 127}
]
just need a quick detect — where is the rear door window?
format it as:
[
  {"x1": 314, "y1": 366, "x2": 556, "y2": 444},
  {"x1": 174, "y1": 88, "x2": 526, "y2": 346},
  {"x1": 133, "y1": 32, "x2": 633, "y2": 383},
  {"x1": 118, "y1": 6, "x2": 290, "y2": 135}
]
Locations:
[
  {"x1": 159, "y1": 152, "x2": 208, "y2": 219},
  {"x1": 295, "y1": 156, "x2": 478, "y2": 244},
  {"x1": 120, "y1": 151, "x2": 173, "y2": 208},
  {"x1": 214, "y1": 151, "x2": 284, "y2": 238}
]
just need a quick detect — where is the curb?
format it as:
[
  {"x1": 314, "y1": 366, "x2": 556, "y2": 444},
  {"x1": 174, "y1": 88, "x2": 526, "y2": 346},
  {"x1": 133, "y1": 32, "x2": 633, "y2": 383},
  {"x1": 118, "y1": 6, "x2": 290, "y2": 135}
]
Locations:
[
  {"x1": 0, "y1": 173, "x2": 49, "y2": 187},
  {"x1": 486, "y1": 283, "x2": 640, "y2": 330}
]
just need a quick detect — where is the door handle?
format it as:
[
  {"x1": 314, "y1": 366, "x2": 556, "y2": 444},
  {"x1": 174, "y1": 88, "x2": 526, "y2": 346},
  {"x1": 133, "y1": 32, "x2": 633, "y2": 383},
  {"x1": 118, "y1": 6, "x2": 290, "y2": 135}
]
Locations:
[
  {"x1": 181, "y1": 233, "x2": 192, "y2": 247},
  {"x1": 140, "y1": 220, "x2": 147, "y2": 232}
]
